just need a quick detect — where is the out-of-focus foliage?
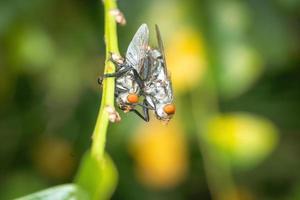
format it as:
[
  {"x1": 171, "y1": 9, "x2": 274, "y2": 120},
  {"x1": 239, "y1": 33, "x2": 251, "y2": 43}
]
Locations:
[
  {"x1": 209, "y1": 1, "x2": 264, "y2": 98},
  {"x1": 0, "y1": 0, "x2": 299, "y2": 199},
  {"x1": 206, "y1": 113, "x2": 278, "y2": 169},
  {"x1": 31, "y1": 136, "x2": 76, "y2": 181}
]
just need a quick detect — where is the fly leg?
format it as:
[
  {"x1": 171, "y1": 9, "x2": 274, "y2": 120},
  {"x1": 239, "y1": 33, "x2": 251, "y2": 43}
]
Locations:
[
  {"x1": 98, "y1": 52, "x2": 126, "y2": 86},
  {"x1": 98, "y1": 67, "x2": 132, "y2": 86},
  {"x1": 130, "y1": 107, "x2": 149, "y2": 122},
  {"x1": 132, "y1": 69, "x2": 144, "y2": 89},
  {"x1": 137, "y1": 99, "x2": 154, "y2": 110},
  {"x1": 129, "y1": 99, "x2": 150, "y2": 122}
]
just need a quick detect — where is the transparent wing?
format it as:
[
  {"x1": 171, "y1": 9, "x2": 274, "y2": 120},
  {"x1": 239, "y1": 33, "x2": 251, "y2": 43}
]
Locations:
[
  {"x1": 155, "y1": 24, "x2": 173, "y2": 97},
  {"x1": 167, "y1": 74, "x2": 174, "y2": 100},
  {"x1": 155, "y1": 24, "x2": 168, "y2": 74},
  {"x1": 126, "y1": 24, "x2": 149, "y2": 73}
]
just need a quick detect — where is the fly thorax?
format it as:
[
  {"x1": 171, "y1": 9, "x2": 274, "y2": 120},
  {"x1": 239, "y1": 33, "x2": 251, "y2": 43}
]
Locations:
[
  {"x1": 156, "y1": 85, "x2": 167, "y2": 101},
  {"x1": 151, "y1": 49, "x2": 162, "y2": 59},
  {"x1": 117, "y1": 73, "x2": 135, "y2": 90},
  {"x1": 144, "y1": 83, "x2": 155, "y2": 94},
  {"x1": 157, "y1": 68, "x2": 167, "y2": 81},
  {"x1": 116, "y1": 76, "x2": 125, "y2": 84}
]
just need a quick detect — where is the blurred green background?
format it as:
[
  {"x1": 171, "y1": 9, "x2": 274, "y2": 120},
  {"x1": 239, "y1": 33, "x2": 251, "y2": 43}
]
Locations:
[{"x1": 0, "y1": 0, "x2": 300, "y2": 199}]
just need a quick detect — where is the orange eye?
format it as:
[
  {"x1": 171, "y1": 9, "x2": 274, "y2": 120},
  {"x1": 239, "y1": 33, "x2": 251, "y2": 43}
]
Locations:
[
  {"x1": 127, "y1": 93, "x2": 139, "y2": 103},
  {"x1": 163, "y1": 104, "x2": 176, "y2": 115}
]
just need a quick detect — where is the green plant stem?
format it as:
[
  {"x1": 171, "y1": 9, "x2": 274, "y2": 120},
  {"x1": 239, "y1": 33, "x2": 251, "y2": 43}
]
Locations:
[{"x1": 91, "y1": 0, "x2": 119, "y2": 160}]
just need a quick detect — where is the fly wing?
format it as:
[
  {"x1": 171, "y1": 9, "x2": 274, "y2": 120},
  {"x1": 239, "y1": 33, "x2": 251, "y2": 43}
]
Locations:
[
  {"x1": 126, "y1": 24, "x2": 149, "y2": 73},
  {"x1": 155, "y1": 24, "x2": 174, "y2": 98},
  {"x1": 167, "y1": 74, "x2": 174, "y2": 100},
  {"x1": 155, "y1": 24, "x2": 168, "y2": 75}
]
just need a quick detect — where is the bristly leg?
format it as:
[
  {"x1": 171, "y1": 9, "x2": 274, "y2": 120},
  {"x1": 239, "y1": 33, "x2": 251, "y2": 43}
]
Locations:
[
  {"x1": 98, "y1": 52, "x2": 124, "y2": 86},
  {"x1": 137, "y1": 99, "x2": 154, "y2": 110},
  {"x1": 97, "y1": 67, "x2": 131, "y2": 86},
  {"x1": 130, "y1": 108, "x2": 149, "y2": 122},
  {"x1": 129, "y1": 99, "x2": 151, "y2": 122}
]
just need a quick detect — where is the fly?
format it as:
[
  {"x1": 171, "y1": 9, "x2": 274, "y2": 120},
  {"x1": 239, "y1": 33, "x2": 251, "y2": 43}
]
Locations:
[
  {"x1": 143, "y1": 25, "x2": 176, "y2": 123},
  {"x1": 98, "y1": 24, "x2": 151, "y2": 121}
]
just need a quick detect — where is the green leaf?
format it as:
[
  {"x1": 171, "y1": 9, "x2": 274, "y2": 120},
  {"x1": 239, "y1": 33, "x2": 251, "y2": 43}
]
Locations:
[
  {"x1": 75, "y1": 152, "x2": 118, "y2": 200},
  {"x1": 15, "y1": 184, "x2": 89, "y2": 200}
]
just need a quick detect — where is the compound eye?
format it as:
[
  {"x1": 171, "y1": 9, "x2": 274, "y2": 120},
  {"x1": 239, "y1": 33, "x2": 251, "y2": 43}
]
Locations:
[
  {"x1": 127, "y1": 93, "x2": 139, "y2": 103},
  {"x1": 163, "y1": 104, "x2": 176, "y2": 115}
]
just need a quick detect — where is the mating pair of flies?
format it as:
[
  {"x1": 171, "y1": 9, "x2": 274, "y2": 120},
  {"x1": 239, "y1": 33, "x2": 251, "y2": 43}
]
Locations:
[{"x1": 99, "y1": 24, "x2": 175, "y2": 122}]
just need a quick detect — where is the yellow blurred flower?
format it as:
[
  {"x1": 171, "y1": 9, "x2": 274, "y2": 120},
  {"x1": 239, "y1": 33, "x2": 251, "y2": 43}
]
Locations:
[
  {"x1": 130, "y1": 119, "x2": 188, "y2": 189},
  {"x1": 166, "y1": 28, "x2": 207, "y2": 93},
  {"x1": 32, "y1": 136, "x2": 76, "y2": 180},
  {"x1": 144, "y1": 0, "x2": 207, "y2": 93},
  {"x1": 206, "y1": 113, "x2": 279, "y2": 169}
]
